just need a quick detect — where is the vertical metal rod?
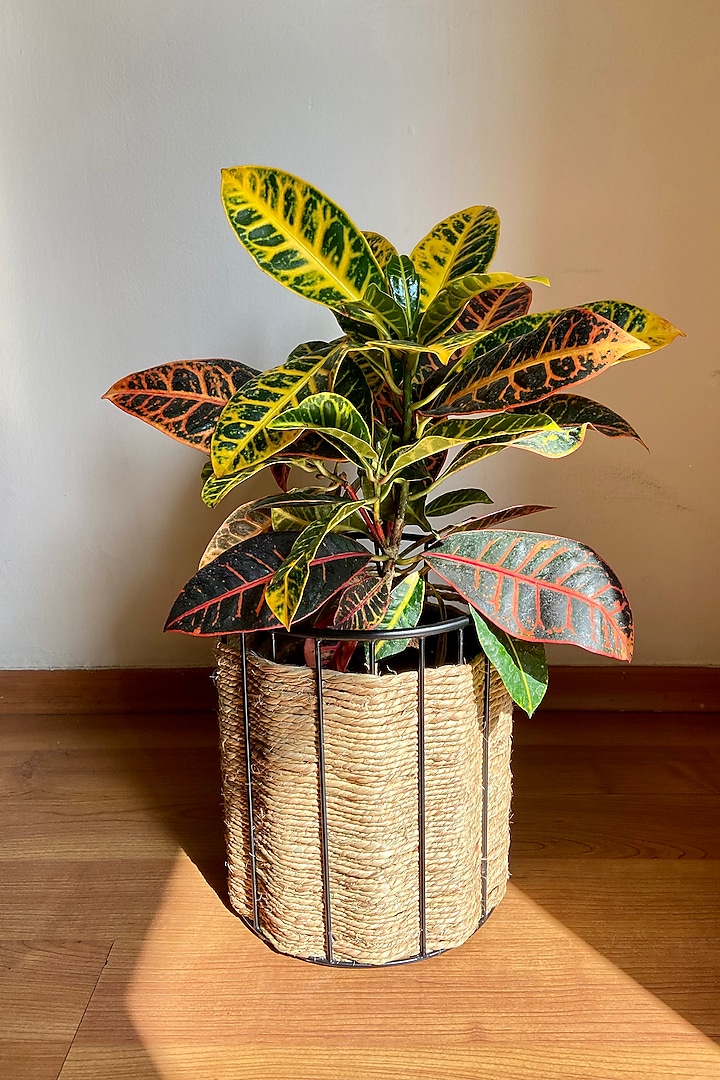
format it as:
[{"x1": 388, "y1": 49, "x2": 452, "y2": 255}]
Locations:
[
  {"x1": 457, "y1": 626, "x2": 465, "y2": 665},
  {"x1": 314, "y1": 639, "x2": 334, "y2": 963},
  {"x1": 270, "y1": 632, "x2": 276, "y2": 662},
  {"x1": 240, "y1": 635, "x2": 260, "y2": 931},
  {"x1": 369, "y1": 641, "x2": 377, "y2": 675},
  {"x1": 417, "y1": 637, "x2": 427, "y2": 958},
  {"x1": 480, "y1": 655, "x2": 491, "y2": 918}
]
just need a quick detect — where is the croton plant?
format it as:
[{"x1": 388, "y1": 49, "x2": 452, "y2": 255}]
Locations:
[{"x1": 104, "y1": 166, "x2": 681, "y2": 714}]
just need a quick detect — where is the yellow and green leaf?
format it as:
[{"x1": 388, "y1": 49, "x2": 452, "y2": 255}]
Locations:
[
  {"x1": 411, "y1": 205, "x2": 501, "y2": 310},
  {"x1": 511, "y1": 426, "x2": 587, "y2": 458},
  {"x1": 221, "y1": 166, "x2": 384, "y2": 308},
  {"x1": 363, "y1": 231, "x2": 399, "y2": 271},
  {"x1": 211, "y1": 340, "x2": 343, "y2": 478},
  {"x1": 265, "y1": 501, "x2": 371, "y2": 628},
  {"x1": 269, "y1": 391, "x2": 379, "y2": 472},
  {"x1": 580, "y1": 300, "x2": 683, "y2": 361},
  {"x1": 373, "y1": 572, "x2": 426, "y2": 661}
]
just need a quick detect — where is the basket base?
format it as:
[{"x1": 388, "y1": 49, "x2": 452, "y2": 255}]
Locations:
[{"x1": 233, "y1": 906, "x2": 497, "y2": 968}]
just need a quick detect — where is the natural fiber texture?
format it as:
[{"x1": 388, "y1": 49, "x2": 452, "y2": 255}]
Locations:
[{"x1": 216, "y1": 643, "x2": 513, "y2": 965}]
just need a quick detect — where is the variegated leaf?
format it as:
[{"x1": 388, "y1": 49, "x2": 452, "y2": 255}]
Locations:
[
  {"x1": 425, "y1": 489, "x2": 493, "y2": 517},
  {"x1": 418, "y1": 273, "x2": 547, "y2": 344},
  {"x1": 424, "y1": 530, "x2": 633, "y2": 660},
  {"x1": 221, "y1": 166, "x2": 384, "y2": 307},
  {"x1": 416, "y1": 284, "x2": 534, "y2": 391},
  {"x1": 449, "y1": 283, "x2": 534, "y2": 337},
  {"x1": 508, "y1": 394, "x2": 643, "y2": 443},
  {"x1": 271, "y1": 501, "x2": 367, "y2": 534},
  {"x1": 333, "y1": 572, "x2": 392, "y2": 630},
  {"x1": 422, "y1": 309, "x2": 648, "y2": 416},
  {"x1": 411, "y1": 205, "x2": 500, "y2": 310},
  {"x1": 211, "y1": 340, "x2": 343, "y2": 477},
  {"x1": 103, "y1": 358, "x2": 259, "y2": 450},
  {"x1": 441, "y1": 505, "x2": 553, "y2": 534},
  {"x1": 269, "y1": 392, "x2": 379, "y2": 471},
  {"x1": 418, "y1": 412, "x2": 559, "y2": 445},
  {"x1": 581, "y1": 300, "x2": 683, "y2": 360},
  {"x1": 469, "y1": 608, "x2": 547, "y2": 716},
  {"x1": 200, "y1": 504, "x2": 271, "y2": 567},
  {"x1": 512, "y1": 426, "x2": 587, "y2": 458},
  {"x1": 166, "y1": 531, "x2": 370, "y2": 636},
  {"x1": 363, "y1": 231, "x2": 399, "y2": 271},
  {"x1": 373, "y1": 572, "x2": 425, "y2": 661},
  {"x1": 201, "y1": 441, "x2": 344, "y2": 509},
  {"x1": 200, "y1": 490, "x2": 343, "y2": 568},
  {"x1": 265, "y1": 501, "x2": 372, "y2": 628}
]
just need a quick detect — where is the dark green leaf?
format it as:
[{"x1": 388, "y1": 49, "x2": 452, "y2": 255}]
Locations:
[
  {"x1": 425, "y1": 489, "x2": 493, "y2": 517},
  {"x1": 386, "y1": 255, "x2": 420, "y2": 332},
  {"x1": 470, "y1": 608, "x2": 547, "y2": 716}
]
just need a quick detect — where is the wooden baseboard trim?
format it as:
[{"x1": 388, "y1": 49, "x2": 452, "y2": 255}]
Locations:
[
  {"x1": 541, "y1": 666, "x2": 720, "y2": 713},
  {"x1": 0, "y1": 665, "x2": 718, "y2": 716},
  {"x1": 0, "y1": 668, "x2": 216, "y2": 715}
]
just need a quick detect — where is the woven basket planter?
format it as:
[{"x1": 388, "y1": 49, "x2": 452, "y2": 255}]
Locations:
[{"x1": 215, "y1": 633, "x2": 514, "y2": 966}]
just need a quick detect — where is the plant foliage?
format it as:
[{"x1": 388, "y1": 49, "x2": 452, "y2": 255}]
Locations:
[{"x1": 105, "y1": 166, "x2": 682, "y2": 713}]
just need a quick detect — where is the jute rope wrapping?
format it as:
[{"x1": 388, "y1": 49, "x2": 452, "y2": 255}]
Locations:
[{"x1": 216, "y1": 643, "x2": 513, "y2": 965}]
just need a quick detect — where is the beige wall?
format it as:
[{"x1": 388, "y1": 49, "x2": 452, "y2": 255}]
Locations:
[{"x1": 1, "y1": 0, "x2": 718, "y2": 668}]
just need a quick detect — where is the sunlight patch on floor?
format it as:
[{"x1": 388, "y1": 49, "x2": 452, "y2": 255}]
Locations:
[{"x1": 124, "y1": 852, "x2": 720, "y2": 1080}]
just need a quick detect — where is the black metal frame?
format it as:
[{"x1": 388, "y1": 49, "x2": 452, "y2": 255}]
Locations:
[{"x1": 234, "y1": 611, "x2": 497, "y2": 967}]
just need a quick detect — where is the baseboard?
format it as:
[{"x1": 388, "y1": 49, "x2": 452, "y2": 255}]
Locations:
[
  {"x1": 0, "y1": 665, "x2": 718, "y2": 715},
  {"x1": 541, "y1": 666, "x2": 720, "y2": 712},
  {"x1": 0, "y1": 667, "x2": 216, "y2": 715}
]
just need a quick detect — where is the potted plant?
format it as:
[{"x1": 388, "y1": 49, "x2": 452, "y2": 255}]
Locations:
[{"x1": 104, "y1": 166, "x2": 681, "y2": 966}]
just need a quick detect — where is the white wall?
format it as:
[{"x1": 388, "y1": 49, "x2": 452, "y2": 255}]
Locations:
[{"x1": 1, "y1": 0, "x2": 718, "y2": 668}]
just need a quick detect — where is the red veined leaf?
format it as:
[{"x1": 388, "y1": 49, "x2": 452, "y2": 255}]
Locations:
[
  {"x1": 166, "y1": 532, "x2": 370, "y2": 636},
  {"x1": 438, "y1": 505, "x2": 553, "y2": 537},
  {"x1": 103, "y1": 358, "x2": 259, "y2": 449},
  {"x1": 421, "y1": 309, "x2": 648, "y2": 416},
  {"x1": 333, "y1": 573, "x2": 392, "y2": 631},
  {"x1": 416, "y1": 284, "x2": 534, "y2": 393},
  {"x1": 424, "y1": 530, "x2": 633, "y2": 660},
  {"x1": 448, "y1": 282, "x2": 534, "y2": 337},
  {"x1": 271, "y1": 464, "x2": 291, "y2": 492}
]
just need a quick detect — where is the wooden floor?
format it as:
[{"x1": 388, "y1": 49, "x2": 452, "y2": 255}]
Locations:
[{"x1": 2, "y1": 692, "x2": 720, "y2": 1078}]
